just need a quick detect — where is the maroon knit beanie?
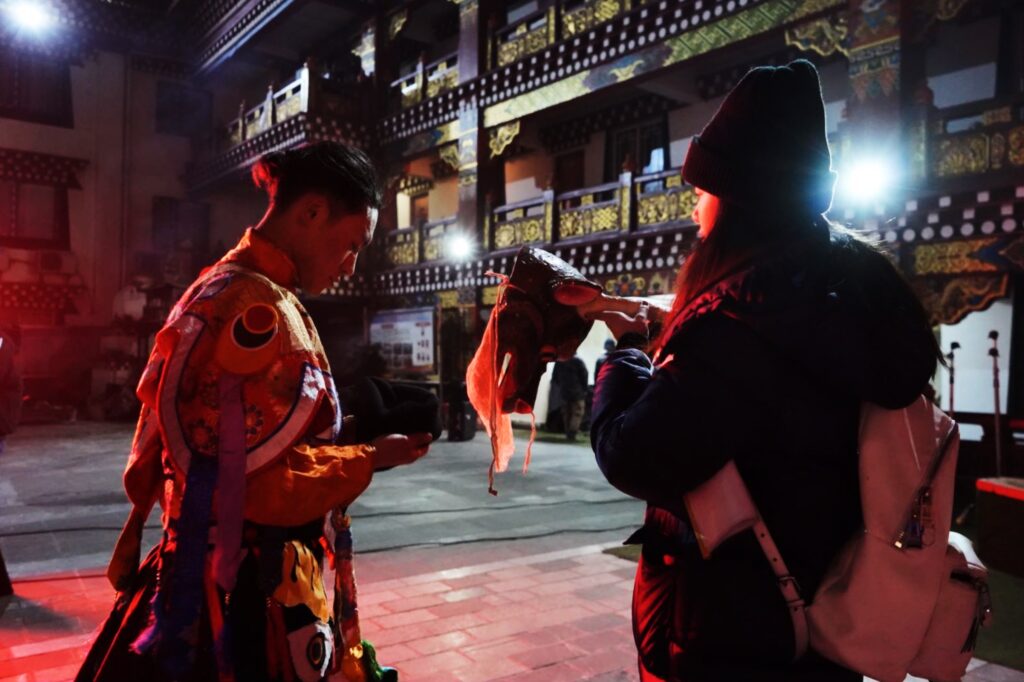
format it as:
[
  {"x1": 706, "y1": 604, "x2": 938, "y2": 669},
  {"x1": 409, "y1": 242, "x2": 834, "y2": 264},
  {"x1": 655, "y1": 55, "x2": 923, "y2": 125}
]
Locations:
[{"x1": 682, "y1": 59, "x2": 836, "y2": 215}]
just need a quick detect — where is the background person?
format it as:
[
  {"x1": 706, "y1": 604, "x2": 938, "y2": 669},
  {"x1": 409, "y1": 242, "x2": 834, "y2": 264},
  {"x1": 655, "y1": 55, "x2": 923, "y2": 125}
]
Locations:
[
  {"x1": 552, "y1": 353, "x2": 588, "y2": 441},
  {"x1": 586, "y1": 61, "x2": 940, "y2": 681}
]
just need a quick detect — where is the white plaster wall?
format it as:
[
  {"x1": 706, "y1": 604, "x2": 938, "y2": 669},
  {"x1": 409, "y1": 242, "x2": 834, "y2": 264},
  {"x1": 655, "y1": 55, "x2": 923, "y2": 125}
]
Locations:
[
  {"x1": 504, "y1": 152, "x2": 552, "y2": 203},
  {"x1": 429, "y1": 176, "x2": 458, "y2": 220},
  {"x1": 935, "y1": 296, "x2": 1013, "y2": 415},
  {"x1": 396, "y1": 191, "x2": 412, "y2": 228},
  {"x1": 0, "y1": 52, "x2": 198, "y2": 326},
  {"x1": 0, "y1": 52, "x2": 126, "y2": 324},
  {"x1": 124, "y1": 69, "x2": 193, "y2": 259}
]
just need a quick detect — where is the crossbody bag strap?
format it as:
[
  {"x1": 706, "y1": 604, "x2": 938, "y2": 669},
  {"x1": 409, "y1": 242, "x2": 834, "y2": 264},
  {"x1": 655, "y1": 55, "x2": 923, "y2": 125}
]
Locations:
[{"x1": 750, "y1": 518, "x2": 809, "y2": 661}]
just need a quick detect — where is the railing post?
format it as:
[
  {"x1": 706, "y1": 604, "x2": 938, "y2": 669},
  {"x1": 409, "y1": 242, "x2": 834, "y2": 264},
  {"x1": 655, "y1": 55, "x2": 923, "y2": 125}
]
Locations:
[
  {"x1": 237, "y1": 100, "x2": 247, "y2": 142},
  {"x1": 542, "y1": 189, "x2": 555, "y2": 243},
  {"x1": 299, "y1": 58, "x2": 313, "y2": 113},
  {"x1": 265, "y1": 84, "x2": 276, "y2": 129},
  {"x1": 619, "y1": 171, "x2": 633, "y2": 231}
]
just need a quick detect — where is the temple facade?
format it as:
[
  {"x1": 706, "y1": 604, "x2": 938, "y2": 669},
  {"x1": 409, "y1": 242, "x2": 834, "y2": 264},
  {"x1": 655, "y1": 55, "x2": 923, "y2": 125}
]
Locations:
[{"x1": 0, "y1": 0, "x2": 1020, "y2": 461}]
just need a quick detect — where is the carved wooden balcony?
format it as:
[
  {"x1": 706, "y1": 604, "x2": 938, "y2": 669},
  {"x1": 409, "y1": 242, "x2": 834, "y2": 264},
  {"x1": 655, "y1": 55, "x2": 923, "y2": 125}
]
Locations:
[
  {"x1": 494, "y1": 7, "x2": 557, "y2": 68},
  {"x1": 556, "y1": 173, "x2": 632, "y2": 241},
  {"x1": 385, "y1": 226, "x2": 420, "y2": 267},
  {"x1": 421, "y1": 216, "x2": 459, "y2": 262},
  {"x1": 393, "y1": 66, "x2": 424, "y2": 110},
  {"x1": 490, "y1": 192, "x2": 555, "y2": 251},
  {"x1": 392, "y1": 53, "x2": 459, "y2": 110},
  {"x1": 634, "y1": 169, "x2": 697, "y2": 230},
  {"x1": 189, "y1": 62, "x2": 370, "y2": 190},
  {"x1": 928, "y1": 97, "x2": 1024, "y2": 185},
  {"x1": 562, "y1": 0, "x2": 631, "y2": 38},
  {"x1": 227, "y1": 75, "x2": 310, "y2": 147},
  {"x1": 425, "y1": 55, "x2": 459, "y2": 99}
]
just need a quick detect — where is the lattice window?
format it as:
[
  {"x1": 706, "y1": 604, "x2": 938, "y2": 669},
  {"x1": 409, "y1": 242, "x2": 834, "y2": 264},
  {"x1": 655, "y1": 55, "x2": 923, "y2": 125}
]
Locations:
[
  {"x1": 0, "y1": 51, "x2": 73, "y2": 128},
  {"x1": 604, "y1": 117, "x2": 667, "y2": 181},
  {"x1": 0, "y1": 180, "x2": 69, "y2": 249}
]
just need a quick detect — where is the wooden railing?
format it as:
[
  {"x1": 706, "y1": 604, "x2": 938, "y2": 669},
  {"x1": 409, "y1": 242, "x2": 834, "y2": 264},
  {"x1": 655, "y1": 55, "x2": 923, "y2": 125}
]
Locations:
[
  {"x1": 490, "y1": 192, "x2": 554, "y2": 251},
  {"x1": 494, "y1": 7, "x2": 557, "y2": 68},
  {"x1": 634, "y1": 169, "x2": 697, "y2": 229},
  {"x1": 227, "y1": 68, "x2": 312, "y2": 147},
  {"x1": 421, "y1": 216, "x2": 459, "y2": 262},
  {"x1": 556, "y1": 173, "x2": 632, "y2": 240},
  {"x1": 224, "y1": 61, "x2": 364, "y2": 149},
  {"x1": 493, "y1": 0, "x2": 640, "y2": 68},
  {"x1": 385, "y1": 226, "x2": 420, "y2": 267},
  {"x1": 928, "y1": 96, "x2": 1024, "y2": 181},
  {"x1": 392, "y1": 53, "x2": 459, "y2": 110},
  {"x1": 392, "y1": 65, "x2": 424, "y2": 110},
  {"x1": 425, "y1": 54, "x2": 459, "y2": 99}
]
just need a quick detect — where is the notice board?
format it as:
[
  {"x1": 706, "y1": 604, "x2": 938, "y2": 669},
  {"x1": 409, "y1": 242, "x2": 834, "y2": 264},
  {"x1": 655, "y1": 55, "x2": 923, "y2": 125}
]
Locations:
[{"x1": 368, "y1": 307, "x2": 435, "y2": 372}]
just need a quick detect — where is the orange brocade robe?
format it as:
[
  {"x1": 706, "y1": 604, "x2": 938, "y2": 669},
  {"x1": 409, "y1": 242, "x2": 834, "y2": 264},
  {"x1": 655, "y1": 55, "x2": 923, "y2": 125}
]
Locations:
[{"x1": 82, "y1": 229, "x2": 372, "y2": 682}]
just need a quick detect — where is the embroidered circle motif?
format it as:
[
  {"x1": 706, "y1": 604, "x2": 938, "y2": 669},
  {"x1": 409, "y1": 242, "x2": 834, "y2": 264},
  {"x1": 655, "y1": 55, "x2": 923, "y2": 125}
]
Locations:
[{"x1": 307, "y1": 632, "x2": 326, "y2": 668}]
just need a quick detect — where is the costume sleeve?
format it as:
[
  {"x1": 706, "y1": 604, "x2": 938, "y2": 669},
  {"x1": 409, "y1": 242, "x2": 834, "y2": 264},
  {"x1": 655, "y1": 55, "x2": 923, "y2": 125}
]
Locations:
[
  {"x1": 244, "y1": 443, "x2": 374, "y2": 526},
  {"x1": 590, "y1": 317, "x2": 748, "y2": 508}
]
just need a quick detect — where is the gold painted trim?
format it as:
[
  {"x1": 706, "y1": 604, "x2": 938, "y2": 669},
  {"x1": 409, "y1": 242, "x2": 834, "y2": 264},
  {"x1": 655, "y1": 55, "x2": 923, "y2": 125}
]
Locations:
[
  {"x1": 489, "y1": 120, "x2": 521, "y2": 158},
  {"x1": 483, "y1": 0, "x2": 840, "y2": 128}
]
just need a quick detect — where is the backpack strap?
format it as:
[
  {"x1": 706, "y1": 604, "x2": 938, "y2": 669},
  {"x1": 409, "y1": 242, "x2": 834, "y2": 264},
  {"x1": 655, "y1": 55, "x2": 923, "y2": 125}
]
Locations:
[{"x1": 751, "y1": 518, "x2": 809, "y2": 661}]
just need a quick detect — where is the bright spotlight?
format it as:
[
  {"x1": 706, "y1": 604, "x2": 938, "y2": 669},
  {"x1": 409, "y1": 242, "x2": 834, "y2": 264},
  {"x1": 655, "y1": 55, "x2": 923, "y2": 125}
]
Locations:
[
  {"x1": 5, "y1": 1, "x2": 55, "y2": 32},
  {"x1": 839, "y1": 158, "x2": 895, "y2": 204},
  {"x1": 447, "y1": 234, "x2": 473, "y2": 261}
]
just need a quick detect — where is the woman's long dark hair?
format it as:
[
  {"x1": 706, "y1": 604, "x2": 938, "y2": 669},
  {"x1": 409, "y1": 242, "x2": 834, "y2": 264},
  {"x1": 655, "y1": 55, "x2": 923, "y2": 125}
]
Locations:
[
  {"x1": 652, "y1": 200, "x2": 942, "y2": 365},
  {"x1": 652, "y1": 200, "x2": 824, "y2": 352}
]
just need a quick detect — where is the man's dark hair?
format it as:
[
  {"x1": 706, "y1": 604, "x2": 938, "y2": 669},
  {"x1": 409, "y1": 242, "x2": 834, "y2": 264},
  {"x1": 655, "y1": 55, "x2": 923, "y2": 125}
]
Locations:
[{"x1": 251, "y1": 141, "x2": 382, "y2": 214}]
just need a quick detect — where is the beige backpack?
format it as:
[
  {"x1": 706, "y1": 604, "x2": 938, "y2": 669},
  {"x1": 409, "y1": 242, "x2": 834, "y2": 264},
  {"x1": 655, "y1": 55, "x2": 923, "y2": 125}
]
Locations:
[{"x1": 684, "y1": 396, "x2": 991, "y2": 682}]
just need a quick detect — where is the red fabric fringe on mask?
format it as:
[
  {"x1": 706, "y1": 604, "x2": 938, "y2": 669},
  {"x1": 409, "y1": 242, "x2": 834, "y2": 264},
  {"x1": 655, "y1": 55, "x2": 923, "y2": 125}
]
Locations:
[{"x1": 466, "y1": 274, "x2": 537, "y2": 494}]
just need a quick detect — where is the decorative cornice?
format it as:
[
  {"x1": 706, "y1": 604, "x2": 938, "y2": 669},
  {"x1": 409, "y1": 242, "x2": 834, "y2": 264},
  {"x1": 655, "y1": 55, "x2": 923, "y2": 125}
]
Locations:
[
  {"x1": 0, "y1": 148, "x2": 88, "y2": 189},
  {"x1": 380, "y1": 0, "x2": 845, "y2": 147}
]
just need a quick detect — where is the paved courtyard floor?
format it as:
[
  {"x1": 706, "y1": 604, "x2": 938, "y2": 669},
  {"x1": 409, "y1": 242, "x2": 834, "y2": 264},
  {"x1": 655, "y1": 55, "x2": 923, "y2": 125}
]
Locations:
[{"x1": 1, "y1": 423, "x2": 1021, "y2": 681}]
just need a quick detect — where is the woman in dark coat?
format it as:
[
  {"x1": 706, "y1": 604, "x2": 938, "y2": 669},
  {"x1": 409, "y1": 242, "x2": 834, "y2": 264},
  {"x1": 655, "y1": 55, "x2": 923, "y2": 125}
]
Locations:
[{"x1": 588, "y1": 60, "x2": 940, "y2": 681}]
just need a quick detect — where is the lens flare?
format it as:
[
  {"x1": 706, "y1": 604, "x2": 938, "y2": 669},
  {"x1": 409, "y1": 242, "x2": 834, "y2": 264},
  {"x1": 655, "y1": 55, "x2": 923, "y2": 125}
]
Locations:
[
  {"x1": 448, "y1": 234, "x2": 473, "y2": 260},
  {"x1": 839, "y1": 158, "x2": 894, "y2": 204},
  {"x1": 5, "y1": 1, "x2": 54, "y2": 32}
]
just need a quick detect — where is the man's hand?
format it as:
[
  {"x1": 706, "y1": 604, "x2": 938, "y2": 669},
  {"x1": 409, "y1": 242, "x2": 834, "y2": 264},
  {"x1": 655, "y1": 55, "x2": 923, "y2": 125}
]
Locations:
[{"x1": 369, "y1": 432, "x2": 432, "y2": 471}]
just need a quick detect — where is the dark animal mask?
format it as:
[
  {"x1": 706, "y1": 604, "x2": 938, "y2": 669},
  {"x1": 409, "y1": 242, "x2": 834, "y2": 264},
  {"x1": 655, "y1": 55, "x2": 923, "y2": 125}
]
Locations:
[
  {"x1": 466, "y1": 247, "x2": 602, "y2": 490},
  {"x1": 475, "y1": 246, "x2": 602, "y2": 415}
]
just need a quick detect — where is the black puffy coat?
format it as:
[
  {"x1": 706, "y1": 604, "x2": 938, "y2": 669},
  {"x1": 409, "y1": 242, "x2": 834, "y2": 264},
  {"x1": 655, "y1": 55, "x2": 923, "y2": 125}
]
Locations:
[{"x1": 590, "y1": 231, "x2": 938, "y2": 681}]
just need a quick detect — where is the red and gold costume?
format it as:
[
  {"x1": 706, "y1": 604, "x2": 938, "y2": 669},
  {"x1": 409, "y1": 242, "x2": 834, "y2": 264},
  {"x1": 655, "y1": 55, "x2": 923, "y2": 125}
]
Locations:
[{"x1": 78, "y1": 229, "x2": 378, "y2": 682}]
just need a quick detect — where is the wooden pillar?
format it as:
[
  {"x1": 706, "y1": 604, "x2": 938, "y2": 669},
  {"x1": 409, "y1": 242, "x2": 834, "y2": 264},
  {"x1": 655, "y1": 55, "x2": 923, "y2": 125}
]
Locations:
[
  {"x1": 453, "y1": 0, "x2": 481, "y2": 83},
  {"x1": 995, "y1": 5, "x2": 1024, "y2": 97},
  {"x1": 844, "y1": 0, "x2": 903, "y2": 158},
  {"x1": 843, "y1": 0, "x2": 934, "y2": 192},
  {"x1": 374, "y1": 9, "x2": 403, "y2": 117}
]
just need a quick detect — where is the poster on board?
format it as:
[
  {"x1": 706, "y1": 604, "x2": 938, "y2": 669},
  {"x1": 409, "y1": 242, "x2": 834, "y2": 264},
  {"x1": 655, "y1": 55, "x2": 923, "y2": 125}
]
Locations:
[{"x1": 369, "y1": 307, "x2": 435, "y2": 372}]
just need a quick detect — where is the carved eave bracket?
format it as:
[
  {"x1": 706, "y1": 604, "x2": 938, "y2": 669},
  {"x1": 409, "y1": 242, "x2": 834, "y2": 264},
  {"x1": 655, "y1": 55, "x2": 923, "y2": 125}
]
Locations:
[
  {"x1": 488, "y1": 120, "x2": 521, "y2": 159},
  {"x1": 785, "y1": 11, "x2": 849, "y2": 58}
]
